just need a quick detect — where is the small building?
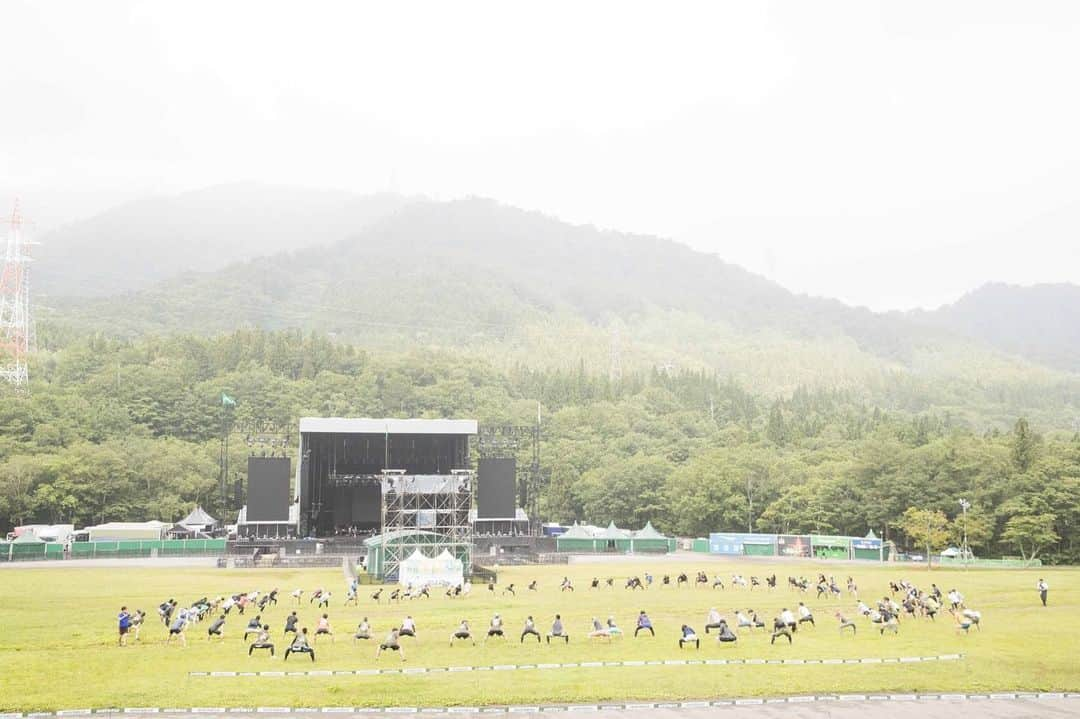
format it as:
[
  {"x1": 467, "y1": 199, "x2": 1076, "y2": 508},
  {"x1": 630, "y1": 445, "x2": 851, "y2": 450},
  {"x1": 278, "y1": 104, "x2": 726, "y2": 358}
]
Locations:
[
  {"x1": 554, "y1": 523, "x2": 602, "y2": 552},
  {"x1": 86, "y1": 521, "x2": 168, "y2": 542}
]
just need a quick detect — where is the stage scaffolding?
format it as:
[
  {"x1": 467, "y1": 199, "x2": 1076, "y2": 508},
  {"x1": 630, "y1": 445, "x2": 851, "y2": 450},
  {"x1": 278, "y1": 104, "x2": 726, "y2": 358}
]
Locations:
[{"x1": 380, "y1": 470, "x2": 473, "y2": 581}]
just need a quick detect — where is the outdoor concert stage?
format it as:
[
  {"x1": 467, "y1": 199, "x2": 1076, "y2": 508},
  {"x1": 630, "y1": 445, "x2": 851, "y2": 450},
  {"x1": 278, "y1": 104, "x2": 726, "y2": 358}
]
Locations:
[{"x1": 297, "y1": 418, "x2": 477, "y2": 537}]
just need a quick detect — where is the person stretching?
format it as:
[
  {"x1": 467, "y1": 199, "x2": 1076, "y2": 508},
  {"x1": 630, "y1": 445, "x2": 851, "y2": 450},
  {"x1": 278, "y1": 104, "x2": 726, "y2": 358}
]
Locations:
[
  {"x1": 285, "y1": 628, "x2": 315, "y2": 662},
  {"x1": 635, "y1": 611, "x2": 655, "y2": 637},
  {"x1": 521, "y1": 616, "x2": 541, "y2": 643},
  {"x1": 376, "y1": 627, "x2": 405, "y2": 662},
  {"x1": 547, "y1": 614, "x2": 569, "y2": 643},
  {"x1": 704, "y1": 608, "x2": 725, "y2": 634},
  {"x1": 715, "y1": 620, "x2": 737, "y2": 644},
  {"x1": 451, "y1": 620, "x2": 475, "y2": 646},
  {"x1": 678, "y1": 624, "x2": 700, "y2": 649},
  {"x1": 314, "y1": 613, "x2": 334, "y2": 643},
  {"x1": 354, "y1": 618, "x2": 372, "y2": 643},
  {"x1": 207, "y1": 615, "x2": 226, "y2": 641},
  {"x1": 797, "y1": 602, "x2": 815, "y2": 628},
  {"x1": 400, "y1": 615, "x2": 417, "y2": 640},
  {"x1": 770, "y1": 615, "x2": 793, "y2": 645},
  {"x1": 835, "y1": 611, "x2": 856, "y2": 634},
  {"x1": 249, "y1": 624, "x2": 275, "y2": 657},
  {"x1": 485, "y1": 613, "x2": 505, "y2": 642}
]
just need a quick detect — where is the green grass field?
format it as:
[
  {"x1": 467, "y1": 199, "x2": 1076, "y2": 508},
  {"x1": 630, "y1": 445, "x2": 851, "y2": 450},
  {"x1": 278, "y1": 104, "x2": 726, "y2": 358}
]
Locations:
[{"x1": 0, "y1": 559, "x2": 1075, "y2": 712}]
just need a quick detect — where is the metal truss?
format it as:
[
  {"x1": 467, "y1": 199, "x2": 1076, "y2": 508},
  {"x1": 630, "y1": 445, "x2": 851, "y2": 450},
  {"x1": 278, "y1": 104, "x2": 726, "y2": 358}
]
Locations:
[{"x1": 380, "y1": 470, "x2": 473, "y2": 582}]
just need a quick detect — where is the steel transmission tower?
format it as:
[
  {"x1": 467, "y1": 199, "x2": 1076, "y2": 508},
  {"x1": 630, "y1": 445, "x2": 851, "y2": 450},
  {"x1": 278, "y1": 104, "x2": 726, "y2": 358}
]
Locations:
[{"x1": 0, "y1": 200, "x2": 35, "y2": 389}]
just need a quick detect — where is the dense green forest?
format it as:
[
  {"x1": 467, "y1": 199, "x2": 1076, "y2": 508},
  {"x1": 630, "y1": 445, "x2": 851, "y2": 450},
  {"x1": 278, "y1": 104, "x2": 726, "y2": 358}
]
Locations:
[{"x1": 2, "y1": 329, "x2": 1077, "y2": 563}]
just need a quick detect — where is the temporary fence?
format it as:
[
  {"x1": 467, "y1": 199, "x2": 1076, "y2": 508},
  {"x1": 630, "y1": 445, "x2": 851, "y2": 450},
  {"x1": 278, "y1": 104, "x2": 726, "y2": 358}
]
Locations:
[
  {"x1": 703, "y1": 532, "x2": 884, "y2": 561},
  {"x1": 0, "y1": 538, "x2": 227, "y2": 562}
]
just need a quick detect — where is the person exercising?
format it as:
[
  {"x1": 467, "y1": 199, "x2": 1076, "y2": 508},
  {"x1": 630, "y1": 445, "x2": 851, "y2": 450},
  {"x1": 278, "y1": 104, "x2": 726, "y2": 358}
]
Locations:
[
  {"x1": 285, "y1": 627, "x2": 315, "y2": 661},
  {"x1": 248, "y1": 624, "x2": 275, "y2": 657},
  {"x1": 678, "y1": 624, "x2": 700, "y2": 649},
  {"x1": 376, "y1": 627, "x2": 405, "y2": 661},
  {"x1": 521, "y1": 615, "x2": 541, "y2": 643},
  {"x1": 547, "y1": 614, "x2": 569, "y2": 643}
]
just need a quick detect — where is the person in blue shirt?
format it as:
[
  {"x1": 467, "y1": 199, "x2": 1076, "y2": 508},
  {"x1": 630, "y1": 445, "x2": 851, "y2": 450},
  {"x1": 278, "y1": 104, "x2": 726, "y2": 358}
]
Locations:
[
  {"x1": 117, "y1": 606, "x2": 132, "y2": 647},
  {"x1": 635, "y1": 611, "x2": 654, "y2": 637},
  {"x1": 678, "y1": 624, "x2": 699, "y2": 649}
]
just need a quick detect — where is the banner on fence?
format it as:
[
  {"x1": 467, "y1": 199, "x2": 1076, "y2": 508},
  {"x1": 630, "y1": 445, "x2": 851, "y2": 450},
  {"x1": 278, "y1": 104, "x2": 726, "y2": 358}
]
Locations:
[
  {"x1": 777, "y1": 534, "x2": 811, "y2": 557},
  {"x1": 708, "y1": 533, "x2": 775, "y2": 554}
]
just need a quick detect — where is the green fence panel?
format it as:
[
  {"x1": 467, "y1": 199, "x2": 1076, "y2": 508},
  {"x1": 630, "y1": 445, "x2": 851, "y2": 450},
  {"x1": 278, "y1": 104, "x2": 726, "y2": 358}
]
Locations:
[
  {"x1": 45, "y1": 543, "x2": 64, "y2": 559},
  {"x1": 853, "y1": 547, "x2": 882, "y2": 561}
]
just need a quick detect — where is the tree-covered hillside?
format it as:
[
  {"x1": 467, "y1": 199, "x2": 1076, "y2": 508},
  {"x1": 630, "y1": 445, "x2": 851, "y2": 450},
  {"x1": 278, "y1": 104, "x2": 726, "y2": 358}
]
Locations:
[
  {"x1": 41, "y1": 197, "x2": 1080, "y2": 401},
  {"x1": 2, "y1": 330, "x2": 1078, "y2": 563}
]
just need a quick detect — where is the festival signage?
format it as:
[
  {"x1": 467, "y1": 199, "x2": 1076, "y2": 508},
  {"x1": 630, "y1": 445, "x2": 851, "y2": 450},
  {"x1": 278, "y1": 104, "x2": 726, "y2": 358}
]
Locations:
[
  {"x1": 708, "y1": 533, "x2": 775, "y2": 554},
  {"x1": 777, "y1": 534, "x2": 811, "y2": 557},
  {"x1": 851, "y1": 537, "x2": 882, "y2": 550}
]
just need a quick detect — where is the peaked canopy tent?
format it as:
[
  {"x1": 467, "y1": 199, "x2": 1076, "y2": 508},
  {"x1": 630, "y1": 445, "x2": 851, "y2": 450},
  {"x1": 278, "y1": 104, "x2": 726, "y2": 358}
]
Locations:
[
  {"x1": 554, "y1": 523, "x2": 601, "y2": 552},
  {"x1": 397, "y1": 548, "x2": 464, "y2": 588},
  {"x1": 179, "y1": 506, "x2": 217, "y2": 531},
  {"x1": 624, "y1": 521, "x2": 676, "y2": 553}
]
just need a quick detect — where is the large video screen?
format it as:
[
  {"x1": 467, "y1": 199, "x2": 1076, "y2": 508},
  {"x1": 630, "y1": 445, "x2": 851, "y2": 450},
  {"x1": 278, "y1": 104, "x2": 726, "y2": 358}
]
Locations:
[
  {"x1": 477, "y1": 457, "x2": 516, "y2": 519},
  {"x1": 247, "y1": 456, "x2": 291, "y2": 522}
]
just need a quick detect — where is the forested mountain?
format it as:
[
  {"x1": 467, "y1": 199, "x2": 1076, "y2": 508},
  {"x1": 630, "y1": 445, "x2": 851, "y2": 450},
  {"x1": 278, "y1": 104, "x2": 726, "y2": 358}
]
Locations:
[
  {"x1": 915, "y1": 283, "x2": 1080, "y2": 372},
  {"x1": 34, "y1": 183, "x2": 410, "y2": 297},
  {"x1": 42, "y1": 197, "x2": 1080, "y2": 406},
  {"x1": 1, "y1": 330, "x2": 1078, "y2": 563}
]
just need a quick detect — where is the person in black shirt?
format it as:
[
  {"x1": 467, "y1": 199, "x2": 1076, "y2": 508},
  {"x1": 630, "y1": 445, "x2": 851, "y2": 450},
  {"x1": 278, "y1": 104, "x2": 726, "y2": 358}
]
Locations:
[
  {"x1": 284, "y1": 611, "x2": 299, "y2": 636},
  {"x1": 207, "y1": 615, "x2": 226, "y2": 640}
]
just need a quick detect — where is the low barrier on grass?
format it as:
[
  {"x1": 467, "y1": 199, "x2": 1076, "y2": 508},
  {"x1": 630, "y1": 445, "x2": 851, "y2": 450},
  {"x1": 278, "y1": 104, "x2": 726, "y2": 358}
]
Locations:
[
  {"x1": 189, "y1": 653, "x2": 965, "y2": 678},
  {"x1": 3, "y1": 691, "x2": 1077, "y2": 718}
]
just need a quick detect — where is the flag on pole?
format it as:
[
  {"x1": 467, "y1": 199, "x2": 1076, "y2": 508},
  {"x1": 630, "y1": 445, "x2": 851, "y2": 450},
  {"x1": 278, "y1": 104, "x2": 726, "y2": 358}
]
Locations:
[{"x1": 221, "y1": 393, "x2": 236, "y2": 407}]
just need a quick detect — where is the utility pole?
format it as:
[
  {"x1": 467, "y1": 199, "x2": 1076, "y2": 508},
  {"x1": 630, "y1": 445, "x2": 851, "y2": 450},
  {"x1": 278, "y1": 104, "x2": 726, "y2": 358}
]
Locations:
[
  {"x1": 0, "y1": 200, "x2": 35, "y2": 389},
  {"x1": 959, "y1": 498, "x2": 971, "y2": 568},
  {"x1": 746, "y1": 476, "x2": 753, "y2": 533}
]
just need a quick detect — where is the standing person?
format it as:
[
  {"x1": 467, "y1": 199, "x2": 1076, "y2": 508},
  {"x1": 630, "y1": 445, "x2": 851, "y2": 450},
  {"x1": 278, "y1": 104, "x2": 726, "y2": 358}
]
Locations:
[
  {"x1": 1038, "y1": 579, "x2": 1049, "y2": 607},
  {"x1": 117, "y1": 606, "x2": 132, "y2": 647},
  {"x1": 678, "y1": 624, "x2": 700, "y2": 649},
  {"x1": 285, "y1": 627, "x2": 315, "y2": 662},
  {"x1": 547, "y1": 614, "x2": 569, "y2": 643},
  {"x1": 451, "y1": 620, "x2": 475, "y2": 646},
  {"x1": 248, "y1": 624, "x2": 275, "y2": 657},
  {"x1": 485, "y1": 613, "x2": 505, "y2": 642},
  {"x1": 521, "y1": 615, "x2": 541, "y2": 643},
  {"x1": 635, "y1": 611, "x2": 655, "y2": 637},
  {"x1": 376, "y1": 627, "x2": 405, "y2": 662}
]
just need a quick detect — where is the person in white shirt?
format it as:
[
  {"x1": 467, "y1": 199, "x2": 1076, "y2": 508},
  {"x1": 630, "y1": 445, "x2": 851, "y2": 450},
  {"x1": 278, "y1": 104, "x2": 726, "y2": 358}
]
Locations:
[
  {"x1": 521, "y1": 615, "x2": 541, "y2": 643},
  {"x1": 705, "y1": 608, "x2": 725, "y2": 633},
  {"x1": 290, "y1": 588, "x2": 303, "y2": 605},
  {"x1": 353, "y1": 618, "x2": 372, "y2": 643},
  {"x1": 1037, "y1": 579, "x2": 1049, "y2": 606},
  {"x1": 451, "y1": 619, "x2": 474, "y2": 645},
  {"x1": 400, "y1": 615, "x2": 417, "y2": 639},
  {"x1": 797, "y1": 602, "x2": 814, "y2": 628},
  {"x1": 314, "y1": 613, "x2": 334, "y2": 643},
  {"x1": 780, "y1": 608, "x2": 797, "y2": 632},
  {"x1": 485, "y1": 613, "x2": 504, "y2": 642},
  {"x1": 735, "y1": 610, "x2": 753, "y2": 631}
]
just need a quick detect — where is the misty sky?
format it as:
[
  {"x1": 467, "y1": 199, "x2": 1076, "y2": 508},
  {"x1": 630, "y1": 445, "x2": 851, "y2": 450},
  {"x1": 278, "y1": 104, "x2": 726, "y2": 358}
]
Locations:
[{"x1": 2, "y1": 1, "x2": 1078, "y2": 311}]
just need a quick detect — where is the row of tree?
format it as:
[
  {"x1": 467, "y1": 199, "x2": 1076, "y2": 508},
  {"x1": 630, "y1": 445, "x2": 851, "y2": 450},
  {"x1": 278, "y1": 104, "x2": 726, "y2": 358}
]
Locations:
[{"x1": 2, "y1": 329, "x2": 1078, "y2": 562}]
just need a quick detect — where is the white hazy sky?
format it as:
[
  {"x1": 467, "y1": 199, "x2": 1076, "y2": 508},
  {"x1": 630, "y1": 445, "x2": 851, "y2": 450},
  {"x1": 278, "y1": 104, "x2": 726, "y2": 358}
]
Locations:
[{"x1": 2, "y1": 0, "x2": 1078, "y2": 311}]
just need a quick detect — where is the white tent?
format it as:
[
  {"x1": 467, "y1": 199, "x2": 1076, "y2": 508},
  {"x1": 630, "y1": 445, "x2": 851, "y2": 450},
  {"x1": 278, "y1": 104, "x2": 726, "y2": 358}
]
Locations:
[{"x1": 397, "y1": 549, "x2": 464, "y2": 588}]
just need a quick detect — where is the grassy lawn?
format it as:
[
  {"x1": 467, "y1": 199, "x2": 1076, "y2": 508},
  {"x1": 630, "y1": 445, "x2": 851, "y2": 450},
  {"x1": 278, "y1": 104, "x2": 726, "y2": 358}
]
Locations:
[{"x1": 0, "y1": 558, "x2": 1075, "y2": 711}]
